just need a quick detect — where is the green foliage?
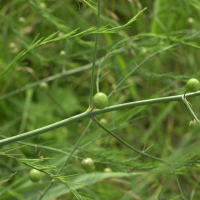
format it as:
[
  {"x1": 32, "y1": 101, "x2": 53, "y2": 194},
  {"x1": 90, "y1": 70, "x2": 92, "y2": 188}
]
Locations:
[{"x1": 1, "y1": 0, "x2": 200, "y2": 200}]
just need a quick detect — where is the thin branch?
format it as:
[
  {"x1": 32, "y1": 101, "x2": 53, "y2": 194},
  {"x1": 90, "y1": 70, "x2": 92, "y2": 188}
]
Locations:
[
  {"x1": 89, "y1": 0, "x2": 101, "y2": 108},
  {"x1": 94, "y1": 117, "x2": 167, "y2": 163},
  {"x1": 39, "y1": 120, "x2": 92, "y2": 200},
  {"x1": 171, "y1": 165, "x2": 187, "y2": 200},
  {"x1": 1, "y1": 92, "x2": 200, "y2": 146}
]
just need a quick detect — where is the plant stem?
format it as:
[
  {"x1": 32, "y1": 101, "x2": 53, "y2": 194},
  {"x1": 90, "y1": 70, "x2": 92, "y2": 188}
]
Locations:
[
  {"x1": 190, "y1": 176, "x2": 200, "y2": 200},
  {"x1": 183, "y1": 98, "x2": 200, "y2": 123},
  {"x1": 89, "y1": 0, "x2": 101, "y2": 108},
  {"x1": 96, "y1": 53, "x2": 109, "y2": 93},
  {"x1": 19, "y1": 89, "x2": 33, "y2": 134},
  {"x1": 39, "y1": 120, "x2": 92, "y2": 200},
  {"x1": 94, "y1": 117, "x2": 167, "y2": 163},
  {"x1": 1, "y1": 92, "x2": 200, "y2": 146},
  {"x1": 171, "y1": 165, "x2": 187, "y2": 200}
]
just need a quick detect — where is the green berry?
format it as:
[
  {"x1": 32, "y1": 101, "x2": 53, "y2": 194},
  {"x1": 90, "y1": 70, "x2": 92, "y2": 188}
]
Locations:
[
  {"x1": 187, "y1": 18, "x2": 194, "y2": 24},
  {"x1": 186, "y1": 78, "x2": 200, "y2": 92},
  {"x1": 39, "y1": 82, "x2": 49, "y2": 90},
  {"x1": 104, "y1": 167, "x2": 112, "y2": 172},
  {"x1": 81, "y1": 158, "x2": 95, "y2": 172},
  {"x1": 93, "y1": 92, "x2": 108, "y2": 109},
  {"x1": 99, "y1": 118, "x2": 107, "y2": 126},
  {"x1": 60, "y1": 50, "x2": 66, "y2": 56},
  {"x1": 29, "y1": 169, "x2": 42, "y2": 182}
]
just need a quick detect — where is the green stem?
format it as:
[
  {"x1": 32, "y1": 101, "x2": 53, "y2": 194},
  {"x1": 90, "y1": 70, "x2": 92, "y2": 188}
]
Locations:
[
  {"x1": 89, "y1": 0, "x2": 101, "y2": 108},
  {"x1": 94, "y1": 117, "x2": 167, "y2": 163},
  {"x1": 0, "y1": 111, "x2": 89, "y2": 146},
  {"x1": 39, "y1": 120, "x2": 92, "y2": 200},
  {"x1": 171, "y1": 165, "x2": 187, "y2": 200},
  {"x1": 183, "y1": 101, "x2": 194, "y2": 120},
  {"x1": 190, "y1": 176, "x2": 200, "y2": 200},
  {"x1": 1, "y1": 92, "x2": 200, "y2": 146},
  {"x1": 96, "y1": 53, "x2": 109, "y2": 93},
  {"x1": 19, "y1": 89, "x2": 33, "y2": 134},
  {"x1": 183, "y1": 98, "x2": 200, "y2": 124}
]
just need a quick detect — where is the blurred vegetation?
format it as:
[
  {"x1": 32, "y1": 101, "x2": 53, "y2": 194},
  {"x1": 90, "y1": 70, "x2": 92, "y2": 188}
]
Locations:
[{"x1": 1, "y1": 0, "x2": 200, "y2": 199}]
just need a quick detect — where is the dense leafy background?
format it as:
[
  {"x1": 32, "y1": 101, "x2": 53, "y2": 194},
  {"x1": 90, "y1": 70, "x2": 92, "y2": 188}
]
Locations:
[{"x1": 1, "y1": 0, "x2": 200, "y2": 199}]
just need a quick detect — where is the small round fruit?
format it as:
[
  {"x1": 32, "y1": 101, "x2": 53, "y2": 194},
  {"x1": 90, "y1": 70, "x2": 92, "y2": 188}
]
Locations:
[
  {"x1": 60, "y1": 50, "x2": 66, "y2": 56},
  {"x1": 81, "y1": 158, "x2": 95, "y2": 172},
  {"x1": 93, "y1": 92, "x2": 108, "y2": 109},
  {"x1": 187, "y1": 17, "x2": 194, "y2": 24},
  {"x1": 104, "y1": 167, "x2": 112, "y2": 172},
  {"x1": 39, "y1": 82, "x2": 49, "y2": 90},
  {"x1": 186, "y1": 78, "x2": 200, "y2": 92},
  {"x1": 99, "y1": 118, "x2": 107, "y2": 126},
  {"x1": 29, "y1": 169, "x2": 42, "y2": 182}
]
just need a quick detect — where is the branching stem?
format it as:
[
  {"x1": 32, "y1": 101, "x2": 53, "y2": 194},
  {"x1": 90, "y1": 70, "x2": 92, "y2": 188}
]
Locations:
[{"x1": 1, "y1": 92, "x2": 200, "y2": 146}]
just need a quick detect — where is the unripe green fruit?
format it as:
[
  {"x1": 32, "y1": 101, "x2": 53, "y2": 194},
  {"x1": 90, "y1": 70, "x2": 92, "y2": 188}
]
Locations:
[
  {"x1": 187, "y1": 17, "x2": 194, "y2": 24},
  {"x1": 99, "y1": 118, "x2": 107, "y2": 126},
  {"x1": 29, "y1": 169, "x2": 42, "y2": 182},
  {"x1": 60, "y1": 50, "x2": 66, "y2": 56},
  {"x1": 93, "y1": 92, "x2": 108, "y2": 109},
  {"x1": 39, "y1": 82, "x2": 49, "y2": 90},
  {"x1": 186, "y1": 78, "x2": 200, "y2": 92},
  {"x1": 104, "y1": 167, "x2": 112, "y2": 172},
  {"x1": 81, "y1": 158, "x2": 95, "y2": 172}
]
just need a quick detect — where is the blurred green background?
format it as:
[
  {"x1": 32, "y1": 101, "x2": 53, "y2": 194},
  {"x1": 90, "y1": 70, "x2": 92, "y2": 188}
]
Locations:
[{"x1": 1, "y1": 0, "x2": 200, "y2": 199}]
